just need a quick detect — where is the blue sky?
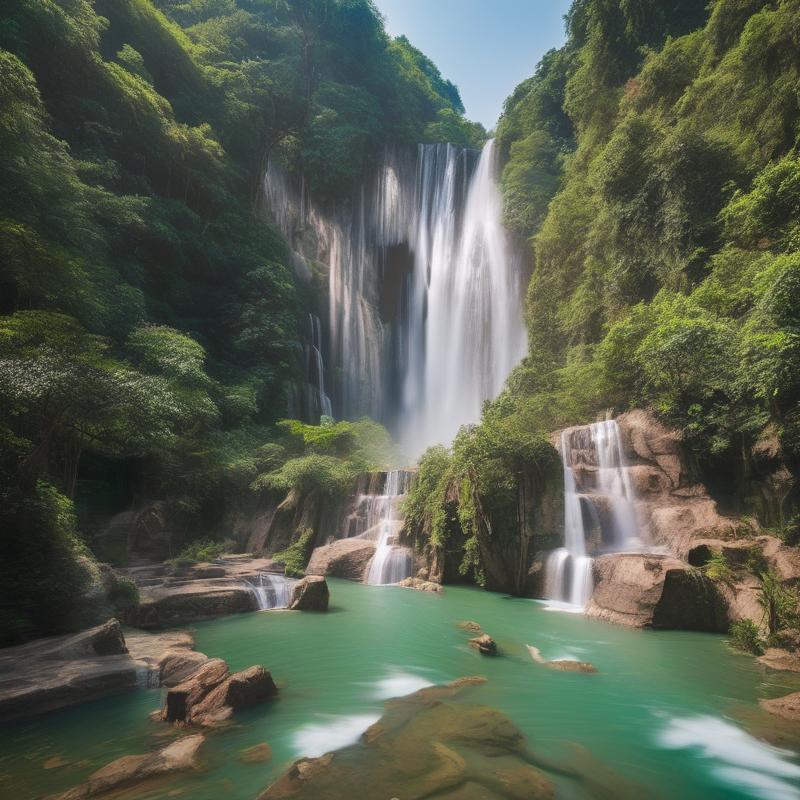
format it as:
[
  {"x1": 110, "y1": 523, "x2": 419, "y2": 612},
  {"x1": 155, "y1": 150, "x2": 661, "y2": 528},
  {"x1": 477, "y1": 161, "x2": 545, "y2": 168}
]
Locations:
[{"x1": 374, "y1": 0, "x2": 573, "y2": 130}]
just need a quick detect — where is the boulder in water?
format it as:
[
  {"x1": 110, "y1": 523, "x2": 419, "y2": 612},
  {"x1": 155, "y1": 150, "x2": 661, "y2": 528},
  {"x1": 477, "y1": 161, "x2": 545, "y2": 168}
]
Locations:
[
  {"x1": 586, "y1": 553, "x2": 729, "y2": 631},
  {"x1": 161, "y1": 659, "x2": 277, "y2": 727},
  {"x1": 305, "y1": 539, "x2": 376, "y2": 581},
  {"x1": 50, "y1": 734, "x2": 205, "y2": 800},
  {"x1": 469, "y1": 634, "x2": 498, "y2": 656},
  {"x1": 289, "y1": 576, "x2": 330, "y2": 611},
  {"x1": 190, "y1": 666, "x2": 278, "y2": 727}
]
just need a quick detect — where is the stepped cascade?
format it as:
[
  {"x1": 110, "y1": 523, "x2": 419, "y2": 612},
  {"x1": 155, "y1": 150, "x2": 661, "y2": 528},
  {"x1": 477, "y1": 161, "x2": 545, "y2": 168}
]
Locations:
[
  {"x1": 246, "y1": 573, "x2": 297, "y2": 610},
  {"x1": 264, "y1": 140, "x2": 526, "y2": 454},
  {"x1": 545, "y1": 420, "x2": 644, "y2": 608},
  {"x1": 357, "y1": 470, "x2": 414, "y2": 586}
]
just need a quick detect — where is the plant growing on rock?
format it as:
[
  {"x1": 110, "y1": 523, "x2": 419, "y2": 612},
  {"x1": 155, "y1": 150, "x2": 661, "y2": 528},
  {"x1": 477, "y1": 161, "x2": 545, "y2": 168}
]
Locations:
[
  {"x1": 758, "y1": 570, "x2": 799, "y2": 638},
  {"x1": 729, "y1": 619, "x2": 765, "y2": 655},
  {"x1": 274, "y1": 528, "x2": 316, "y2": 578},
  {"x1": 704, "y1": 550, "x2": 734, "y2": 583}
]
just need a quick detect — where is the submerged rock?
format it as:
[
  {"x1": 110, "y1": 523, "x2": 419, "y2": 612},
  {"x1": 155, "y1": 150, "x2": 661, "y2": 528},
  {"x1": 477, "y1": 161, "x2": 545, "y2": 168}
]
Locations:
[
  {"x1": 458, "y1": 621, "x2": 483, "y2": 633},
  {"x1": 289, "y1": 576, "x2": 330, "y2": 611},
  {"x1": 257, "y1": 687, "x2": 553, "y2": 800},
  {"x1": 526, "y1": 645, "x2": 598, "y2": 674},
  {"x1": 305, "y1": 539, "x2": 376, "y2": 581},
  {"x1": 258, "y1": 678, "x2": 643, "y2": 800},
  {"x1": 50, "y1": 734, "x2": 205, "y2": 800},
  {"x1": 586, "y1": 553, "x2": 729, "y2": 631},
  {"x1": 239, "y1": 743, "x2": 273, "y2": 764},
  {"x1": 761, "y1": 691, "x2": 800, "y2": 721},
  {"x1": 396, "y1": 577, "x2": 443, "y2": 592}
]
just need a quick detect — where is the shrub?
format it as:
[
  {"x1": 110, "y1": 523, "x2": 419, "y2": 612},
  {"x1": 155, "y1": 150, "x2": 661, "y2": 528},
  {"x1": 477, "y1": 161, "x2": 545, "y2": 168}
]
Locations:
[
  {"x1": 168, "y1": 538, "x2": 229, "y2": 566},
  {"x1": 704, "y1": 550, "x2": 734, "y2": 583},
  {"x1": 729, "y1": 619, "x2": 765, "y2": 655},
  {"x1": 273, "y1": 527, "x2": 316, "y2": 578},
  {"x1": 758, "y1": 570, "x2": 799, "y2": 636}
]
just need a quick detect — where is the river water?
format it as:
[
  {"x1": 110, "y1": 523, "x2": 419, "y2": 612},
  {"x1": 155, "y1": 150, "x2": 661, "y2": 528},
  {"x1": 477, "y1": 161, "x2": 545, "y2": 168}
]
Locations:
[{"x1": 3, "y1": 579, "x2": 800, "y2": 799}]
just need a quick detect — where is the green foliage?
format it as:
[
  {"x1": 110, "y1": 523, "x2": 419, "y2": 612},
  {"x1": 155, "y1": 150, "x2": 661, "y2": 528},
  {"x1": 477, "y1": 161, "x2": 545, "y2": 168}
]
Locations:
[
  {"x1": 402, "y1": 394, "x2": 560, "y2": 590},
  {"x1": 274, "y1": 527, "x2": 316, "y2": 578},
  {"x1": 0, "y1": 0, "x2": 469, "y2": 637},
  {"x1": 704, "y1": 550, "x2": 734, "y2": 583},
  {"x1": 402, "y1": 445, "x2": 453, "y2": 548},
  {"x1": 494, "y1": 0, "x2": 800, "y2": 486},
  {"x1": 729, "y1": 618, "x2": 765, "y2": 655},
  {"x1": 758, "y1": 570, "x2": 799, "y2": 636},
  {"x1": 252, "y1": 417, "x2": 394, "y2": 498},
  {"x1": 168, "y1": 537, "x2": 229, "y2": 566}
]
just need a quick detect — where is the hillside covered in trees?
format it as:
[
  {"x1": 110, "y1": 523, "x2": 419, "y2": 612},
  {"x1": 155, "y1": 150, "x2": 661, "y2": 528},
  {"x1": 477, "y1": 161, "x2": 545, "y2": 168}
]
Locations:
[
  {"x1": 0, "y1": 0, "x2": 482, "y2": 641},
  {"x1": 404, "y1": 0, "x2": 800, "y2": 578}
]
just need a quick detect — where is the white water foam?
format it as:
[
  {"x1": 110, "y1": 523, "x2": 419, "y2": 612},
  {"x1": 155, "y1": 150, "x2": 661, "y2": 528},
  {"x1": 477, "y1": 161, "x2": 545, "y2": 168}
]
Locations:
[
  {"x1": 293, "y1": 713, "x2": 382, "y2": 759},
  {"x1": 371, "y1": 669, "x2": 434, "y2": 700},
  {"x1": 658, "y1": 714, "x2": 800, "y2": 800}
]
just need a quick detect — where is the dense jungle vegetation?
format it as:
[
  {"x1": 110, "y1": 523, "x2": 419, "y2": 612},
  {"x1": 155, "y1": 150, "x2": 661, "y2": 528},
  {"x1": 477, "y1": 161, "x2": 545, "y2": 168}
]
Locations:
[
  {"x1": 0, "y1": 0, "x2": 481, "y2": 641},
  {"x1": 406, "y1": 0, "x2": 800, "y2": 581},
  {"x1": 3, "y1": 0, "x2": 800, "y2": 640}
]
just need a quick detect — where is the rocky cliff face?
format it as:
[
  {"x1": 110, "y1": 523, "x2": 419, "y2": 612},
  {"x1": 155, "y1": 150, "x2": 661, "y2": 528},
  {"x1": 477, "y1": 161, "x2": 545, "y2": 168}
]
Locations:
[{"x1": 578, "y1": 410, "x2": 799, "y2": 631}]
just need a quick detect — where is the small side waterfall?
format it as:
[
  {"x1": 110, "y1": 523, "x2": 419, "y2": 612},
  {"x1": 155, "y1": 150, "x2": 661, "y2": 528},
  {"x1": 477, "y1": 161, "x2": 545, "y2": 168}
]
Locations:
[
  {"x1": 246, "y1": 573, "x2": 297, "y2": 610},
  {"x1": 365, "y1": 470, "x2": 414, "y2": 585},
  {"x1": 546, "y1": 420, "x2": 642, "y2": 608}
]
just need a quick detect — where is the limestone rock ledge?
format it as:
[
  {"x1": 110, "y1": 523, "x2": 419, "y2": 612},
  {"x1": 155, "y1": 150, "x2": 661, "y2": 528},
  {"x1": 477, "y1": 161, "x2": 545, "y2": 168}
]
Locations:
[
  {"x1": 586, "y1": 553, "x2": 729, "y2": 631},
  {"x1": 0, "y1": 620, "x2": 135, "y2": 721},
  {"x1": 0, "y1": 621, "x2": 201, "y2": 721},
  {"x1": 133, "y1": 579, "x2": 257, "y2": 630}
]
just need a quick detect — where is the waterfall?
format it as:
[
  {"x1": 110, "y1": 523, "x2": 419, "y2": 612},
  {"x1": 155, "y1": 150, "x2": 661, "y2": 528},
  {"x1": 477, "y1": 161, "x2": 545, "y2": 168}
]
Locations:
[
  {"x1": 399, "y1": 140, "x2": 527, "y2": 456},
  {"x1": 546, "y1": 420, "x2": 642, "y2": 609},
  {"x1": 246, "y1": 573, "x2": 296, "y2": 610},
  {"x1": 264, "y1": 139, "x2": 526, "y2": 456},
  {"x1": 305, "y1": 313, "x2": 333, "y2": 421},
  {"x1": 365, "y1": 470, "x2": 414, "y2": 585}
]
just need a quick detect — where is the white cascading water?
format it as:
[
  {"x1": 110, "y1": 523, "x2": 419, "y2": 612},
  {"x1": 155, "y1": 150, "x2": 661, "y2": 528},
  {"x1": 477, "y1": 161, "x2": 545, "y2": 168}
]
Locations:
[
  {"x1": 264, "y1": 139, "x2": 526, "y2": 456},
  {"x1": 400, "y1": 140, "x2": 526, "y2": 455},
  {"x1": 546, "y1": 420, "x2": 642, "y2": 609},
  {"x1": 365, "y1": 470, "x2": 413, "y2": 585},
  {"x1": 306, "y1": 313, "x2": 332, "y2": 421},
  {"x1": 246, "y1": 573, "x2": 296, "y2": 610}
]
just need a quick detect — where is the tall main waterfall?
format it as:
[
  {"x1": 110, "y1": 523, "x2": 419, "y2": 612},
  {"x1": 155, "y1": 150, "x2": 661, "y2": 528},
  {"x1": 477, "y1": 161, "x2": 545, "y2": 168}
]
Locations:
[
  {"x1": 265, "y1": 140, "x2": 526, "y2": 455},
  {"x1": 546, "y1": 420, "x2": 643, "y2": 608}
]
